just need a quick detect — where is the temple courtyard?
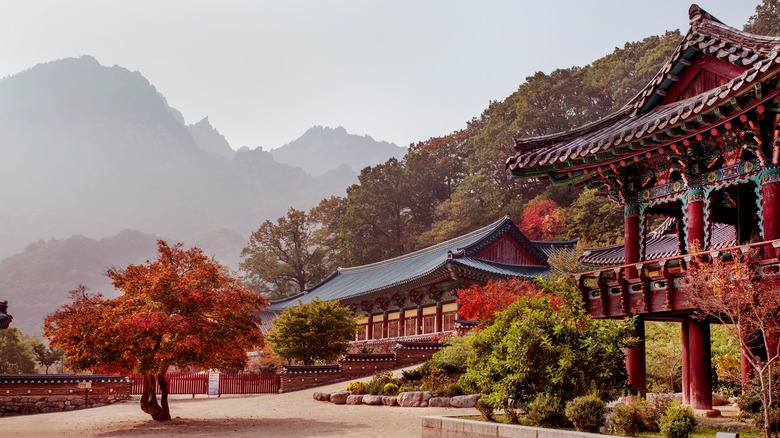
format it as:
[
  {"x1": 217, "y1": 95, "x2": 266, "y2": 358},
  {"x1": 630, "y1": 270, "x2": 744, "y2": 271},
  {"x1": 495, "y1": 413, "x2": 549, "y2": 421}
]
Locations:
[{"x1": 0, "y1": 376, "x2": 478, "y2": 437}]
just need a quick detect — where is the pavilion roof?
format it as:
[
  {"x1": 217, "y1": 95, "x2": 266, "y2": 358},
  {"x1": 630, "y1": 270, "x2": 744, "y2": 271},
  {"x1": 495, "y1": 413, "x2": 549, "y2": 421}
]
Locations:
[
  {"x1": 267, "y1": 216, "x2": 574, "y2": 311},
  {"x1": 506, "y1": 4, "x2": 780, "y2": 182},
  {"x1": 580, "y1": 217, "x2": 737, "y2": 267}
]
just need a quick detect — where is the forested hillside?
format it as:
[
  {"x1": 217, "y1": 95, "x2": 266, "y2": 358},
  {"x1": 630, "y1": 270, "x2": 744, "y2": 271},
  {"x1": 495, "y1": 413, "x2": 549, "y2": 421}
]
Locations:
[{"x1": 241, "y1": 2, "x2": 780, "y2": 299}]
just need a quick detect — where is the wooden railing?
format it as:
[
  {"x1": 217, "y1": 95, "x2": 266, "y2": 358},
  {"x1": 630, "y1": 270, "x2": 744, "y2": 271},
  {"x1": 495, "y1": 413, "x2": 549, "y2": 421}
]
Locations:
[
  {"x1": 574, "y1": 238, "x2": 780, "y2": 318},
  {"x1": 130, "y1": 372, "x2": 280, "y2": 396}
]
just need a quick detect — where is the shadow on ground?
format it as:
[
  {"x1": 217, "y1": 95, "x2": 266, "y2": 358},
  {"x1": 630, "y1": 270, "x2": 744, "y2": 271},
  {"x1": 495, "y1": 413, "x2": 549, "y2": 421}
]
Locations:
[{"x1": 94, "y1": 417, "x2": 364, "y2": 437}]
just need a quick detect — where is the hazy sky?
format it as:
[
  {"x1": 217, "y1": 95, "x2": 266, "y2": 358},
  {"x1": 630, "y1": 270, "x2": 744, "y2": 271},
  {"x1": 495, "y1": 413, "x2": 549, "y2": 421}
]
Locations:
[{"x1": 0, "y1": 1, "x2": 756, "y2": 150}]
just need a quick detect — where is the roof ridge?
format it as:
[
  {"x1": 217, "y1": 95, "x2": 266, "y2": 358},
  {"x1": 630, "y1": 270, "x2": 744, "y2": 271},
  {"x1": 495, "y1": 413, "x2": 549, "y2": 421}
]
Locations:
[{"x1": 334, "y1": 215, "x2": 513, "y2": 273}]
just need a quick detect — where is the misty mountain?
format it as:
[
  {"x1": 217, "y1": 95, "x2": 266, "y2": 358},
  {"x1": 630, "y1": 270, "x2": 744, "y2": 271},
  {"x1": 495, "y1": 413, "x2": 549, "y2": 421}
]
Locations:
[
  {"x1": 0, "y1": 56, "x2": 399, "y2": 266},
  {"x1": 0, "y1": 230, "x2": 162, "y2": 336},
  {"x1": 270, "y1": 126, "x2": 407, "y2": 176},
  {"x1": 187, "y1": 116, "x2": 235, "y2": 159}
]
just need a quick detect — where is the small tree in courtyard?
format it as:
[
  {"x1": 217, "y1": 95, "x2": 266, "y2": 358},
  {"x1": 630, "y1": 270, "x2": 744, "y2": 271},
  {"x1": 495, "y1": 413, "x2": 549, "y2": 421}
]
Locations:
[
  {"x1": 686, "y1": 250, "x2": 780, "y2": 438},
  {"x1": 44, "y1": 241, "x2": 267, "y2": 421},
  {"x1": 267, "y1": 298, "x2": 357, "y2": 365}
]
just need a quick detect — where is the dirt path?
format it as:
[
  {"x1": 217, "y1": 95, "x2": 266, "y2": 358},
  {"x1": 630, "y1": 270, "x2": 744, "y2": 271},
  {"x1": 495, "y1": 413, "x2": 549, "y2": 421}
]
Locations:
[{"x1": 1, "y1": 377, "x2": 477, "y2": 437}]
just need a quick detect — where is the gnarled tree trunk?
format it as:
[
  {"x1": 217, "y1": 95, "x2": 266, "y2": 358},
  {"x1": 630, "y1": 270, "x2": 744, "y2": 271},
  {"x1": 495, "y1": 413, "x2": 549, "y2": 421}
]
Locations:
[{"x1": 140, "y1": 372, "x2": 171, "y2": 421}]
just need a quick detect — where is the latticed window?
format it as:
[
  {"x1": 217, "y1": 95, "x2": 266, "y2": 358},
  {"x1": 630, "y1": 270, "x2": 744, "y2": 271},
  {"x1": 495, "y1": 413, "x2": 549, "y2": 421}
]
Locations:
[
  {"x1": 442, "y1": 312, "x2": 456, "y2": 331},
  {"x1": 405, "y1": 317, "x2": 417, "y2": 336},
  {"x1": 372, "y1": 321, "x2": 383, "y2": 339},
  {"x1": 387, "y1": 320, "x2": 399, "y2": 338},
  {"x1": 356, "y1": 324, "x2": 368, "y2": 341},
  {"x1": 422, "y1": 315, "x2": 435, "y2": 334}
]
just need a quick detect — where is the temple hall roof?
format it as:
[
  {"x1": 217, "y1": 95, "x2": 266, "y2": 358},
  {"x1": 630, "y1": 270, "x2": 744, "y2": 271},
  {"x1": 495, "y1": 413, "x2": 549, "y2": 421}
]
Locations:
[
  {"x1": 267, "y1": 216, "x2": 575, "y2": 311},
  {"x1": 506, "y1": 4, "x2": 780, "y2": 181}
]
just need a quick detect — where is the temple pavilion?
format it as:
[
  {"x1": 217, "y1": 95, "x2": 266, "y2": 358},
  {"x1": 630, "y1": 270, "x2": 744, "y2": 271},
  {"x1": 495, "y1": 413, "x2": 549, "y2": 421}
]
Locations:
[
  {"x1": 507, "y1": 5, "x2": 780, "y2": 411},
  {"x1": 267, "y1": 216, "x2": 574, "y2": 344}
]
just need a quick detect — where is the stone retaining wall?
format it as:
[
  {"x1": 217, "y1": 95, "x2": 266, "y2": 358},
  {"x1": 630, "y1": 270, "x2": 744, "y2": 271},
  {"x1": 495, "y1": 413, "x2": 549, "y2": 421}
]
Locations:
[
  {"x1": 422, "y1": 416, "x2": 624, "y2": 438},
  {"x1": 0, "y1": 375, "x2": 131, "y2": 416}
]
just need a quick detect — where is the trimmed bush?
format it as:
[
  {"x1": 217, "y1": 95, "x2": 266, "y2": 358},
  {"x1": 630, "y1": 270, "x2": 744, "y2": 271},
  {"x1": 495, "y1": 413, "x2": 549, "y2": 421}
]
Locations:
[
  {"x1": 565, "y1": 394, "x2": 606, "y2": 433},
  {"x1": 525, "y1": 392, "x2": 565, "y2": 428},
  {"x1": 659, "y1": 404, "x2": 697, "y2": 438},
  {"x1": 383, "y1": 382, "x2": 399, "y2": 396},
  {"x1": 345, "y1": 381, "x2": 366, "y2": 394},
  {"x1": 610, "y1": 395, "x2": 648, "y2": 436},
  {"x1": 644, "y1": 394, "x2": 675, "y2": 432}
]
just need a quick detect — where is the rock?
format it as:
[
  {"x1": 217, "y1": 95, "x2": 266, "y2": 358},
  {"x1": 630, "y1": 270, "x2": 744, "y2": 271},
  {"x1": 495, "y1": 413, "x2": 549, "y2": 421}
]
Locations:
[
  {"x1": 712, "y1": 393, "x2": 730, "y2": 406},
  {"x1": 330, "y1": 391, "x2": 350, "y2": 404},
  {"x1": 382, "y1": 396, "x2": 398, "y2": 406},
  {"x1": 346, "y1": 394, "x2": 364, "y2": 405},
  {"x1": 450, "y1": 394, "x2": 481, "y2": 408},
  {"x1": 397, "y1": 391, "x2": 432, "y2": 407},
  {"x1": 313, "y1": 392, "x2": 330, "y2": 402},
  {"x1": 429, "y1": 397, "x2": 451, "y2": 407},
  {"x1": 362, "y1": 395, "x2": 384, "y2": 405}
]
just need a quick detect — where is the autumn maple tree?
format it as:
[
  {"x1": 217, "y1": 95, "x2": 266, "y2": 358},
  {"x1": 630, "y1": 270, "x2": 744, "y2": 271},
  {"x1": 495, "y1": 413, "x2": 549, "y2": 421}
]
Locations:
[
  {"x1": 519, "y1": 199, "x2": 564, "y2": 241},
  {"x1": 457, "y1": 278, "x2": 557, "y2": 323},
  {"x1": 44, "y1": 241, "x2": 267, "y2": 421}
]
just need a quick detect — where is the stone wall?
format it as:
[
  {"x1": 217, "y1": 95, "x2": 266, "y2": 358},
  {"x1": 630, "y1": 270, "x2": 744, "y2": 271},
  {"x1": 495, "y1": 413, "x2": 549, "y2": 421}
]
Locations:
[
  {"x1": 0, "y1": 375, "x2": 131, "y2": 416},
  {"x1": 422, "y1": 416, "x2": 624, "y2": 438}
]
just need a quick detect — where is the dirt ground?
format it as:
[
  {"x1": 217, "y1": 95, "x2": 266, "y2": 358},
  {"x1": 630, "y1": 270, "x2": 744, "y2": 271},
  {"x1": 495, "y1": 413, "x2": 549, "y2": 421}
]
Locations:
[{"x1": 0, "y1": 376, "x2": 477, "y2": 437}]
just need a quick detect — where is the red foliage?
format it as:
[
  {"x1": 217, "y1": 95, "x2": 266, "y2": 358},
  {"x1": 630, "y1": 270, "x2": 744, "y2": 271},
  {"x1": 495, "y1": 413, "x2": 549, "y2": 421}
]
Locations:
[
  {"x1": 44, "y1": 240, "x2": 268, "y2": 420},
  {"x1": 519, "y1": 199, "x2": 564, "y2": 240},
  {"x1": 457, "y1": 278, "x2": 551, "y2": 322}
]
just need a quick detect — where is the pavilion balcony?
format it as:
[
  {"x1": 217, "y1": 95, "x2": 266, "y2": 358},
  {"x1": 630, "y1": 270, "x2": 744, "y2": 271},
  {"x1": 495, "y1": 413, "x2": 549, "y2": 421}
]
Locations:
[{"x1": 574, "y1": 238, "x2": 780, "y2": 319}]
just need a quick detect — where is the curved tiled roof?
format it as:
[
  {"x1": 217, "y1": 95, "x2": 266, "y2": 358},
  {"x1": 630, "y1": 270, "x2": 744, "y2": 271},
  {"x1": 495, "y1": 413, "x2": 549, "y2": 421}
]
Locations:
[
  {"x1": 507, "y1": 4, "x2": 780, "y2": 174},
  {"x1": 580, "y1": 218, "x2": 737, "y2": 266},
  {"x1": 268, "y1": 216, "x2": 575, "y2": 311}
]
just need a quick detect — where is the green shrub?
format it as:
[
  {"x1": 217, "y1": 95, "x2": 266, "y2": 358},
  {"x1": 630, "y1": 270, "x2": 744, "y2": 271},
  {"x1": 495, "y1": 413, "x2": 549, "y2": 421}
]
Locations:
[
  {"x1": 644, "y1": 394, "x2": 675, "y2": 432},
  {"x1": 345, "y1": 381, "x2": 366, "y2": 394},
  {"x1": 401, "y1": 367, "x2": 425, "y2": 381},
  {"x1": 383, "y1": 382, "x2": 400, "y2": 395},
  {"x1": 525, "y1": 392, "x2": 565, "y2": 428},
  {"x1": 441, "y1": 382, "x2": 464, "y2": 397},
  {"x1": 475, "y1": 398, "x2": 496, "y2": 422},
  {"x1": 659, "y1": 404, "x2": 697, "y2": 438},
  {"x1": 609, "y1": 395, "x2": 648, "y2": 436},
  {"x1": 565, "y1": 394, "x2": 606, "y2": 433},
  {"x1": 427, "y1": 334, "x2": 474, "y2": 374},
  {"x1": 420, "y1": 366, "x2": 449, "y2": 395},
  {"x1": 365, "y1": 370, "x2": 397, "y2": 395}
]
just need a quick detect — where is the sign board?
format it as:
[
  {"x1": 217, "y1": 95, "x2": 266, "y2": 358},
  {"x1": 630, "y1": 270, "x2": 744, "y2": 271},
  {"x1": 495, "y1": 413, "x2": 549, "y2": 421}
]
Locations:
[
  {"x1": 207, "y1": 373, "x2": 219, "y2": 395},
  {"x1": 77, "y1": 381, "x2": 92, "y2": 389}
]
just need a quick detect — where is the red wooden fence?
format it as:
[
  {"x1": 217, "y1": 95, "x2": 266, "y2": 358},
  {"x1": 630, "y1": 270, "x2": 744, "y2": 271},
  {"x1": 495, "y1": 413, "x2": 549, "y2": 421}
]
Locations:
[{"x1": 130, "y1": 373, "x2": 280, "y2": 396}]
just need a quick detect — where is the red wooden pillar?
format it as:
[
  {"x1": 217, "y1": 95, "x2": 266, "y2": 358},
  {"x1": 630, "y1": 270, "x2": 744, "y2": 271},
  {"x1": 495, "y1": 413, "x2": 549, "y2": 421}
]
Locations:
[
  {"x1": 681, "y1": 318, "x2": 690, "y2": 404},
  {"x1": 686, "y1": 187, "x2": 705, "y2": 251},
  {"x1": 398, "y1": 308, "x2": 406, "y2": 337},
  {"x1": 761, "y1": 167, "x2": 780, "y2": 257},
  {"x1": 624, "y1": 203, "x2": 646, "y2": 393},
  {"x1": 382, "y1": 311, "x2": 389, "y2": 339},
  {"x1": 624, "y1": 203, "x2": 640, "y2": 279},
  {"x1": 366, "y1": 313, "x2": 373, "y2": 340},
  {"x1": 740, "y1": 347, "x2": 752, "y2": 389},
  {"x1": 416, "y1": 305, "x2": 423, "y2": 335},
  {"x1": 688, "y1": 318, "x2": 713, "y2": 410},
  {"x1": 626, "y1": 316, "x2": 647, "y2": 393},
  {"x1": 435, "y1": 302, "x2": 443, "y2": 333}
]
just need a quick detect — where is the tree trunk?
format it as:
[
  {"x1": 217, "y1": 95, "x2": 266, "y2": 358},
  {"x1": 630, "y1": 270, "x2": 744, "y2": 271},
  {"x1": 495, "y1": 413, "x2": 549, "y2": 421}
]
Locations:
[
  {"x1": 158, "y1": 372, "x2": 171, "y2": 421},
  {"x1": 140, "y1": 373, "x2": 171, "y2": 421}
]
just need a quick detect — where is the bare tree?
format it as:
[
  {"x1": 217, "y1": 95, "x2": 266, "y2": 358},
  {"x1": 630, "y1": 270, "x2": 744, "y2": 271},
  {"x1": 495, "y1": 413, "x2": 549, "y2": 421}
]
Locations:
[{"x1": 686, "y1": 249, "x2": 780, "y2": 438}]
